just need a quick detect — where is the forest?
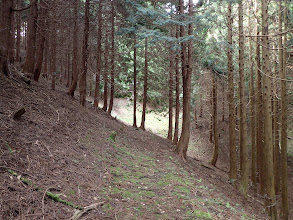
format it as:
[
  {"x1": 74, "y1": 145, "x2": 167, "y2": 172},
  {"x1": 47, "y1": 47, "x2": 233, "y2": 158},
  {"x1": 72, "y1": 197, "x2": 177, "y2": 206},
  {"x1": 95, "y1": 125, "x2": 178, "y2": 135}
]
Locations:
[{"x1": 0, "y1": 0, "x2": 293, "y2": 219}]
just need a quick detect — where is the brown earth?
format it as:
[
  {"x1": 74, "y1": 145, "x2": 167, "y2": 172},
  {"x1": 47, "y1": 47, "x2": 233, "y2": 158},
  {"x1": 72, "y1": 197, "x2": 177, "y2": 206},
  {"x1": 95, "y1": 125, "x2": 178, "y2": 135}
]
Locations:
[{"x1": 0, "y1": 69, "x2": 290, "y2": 220}]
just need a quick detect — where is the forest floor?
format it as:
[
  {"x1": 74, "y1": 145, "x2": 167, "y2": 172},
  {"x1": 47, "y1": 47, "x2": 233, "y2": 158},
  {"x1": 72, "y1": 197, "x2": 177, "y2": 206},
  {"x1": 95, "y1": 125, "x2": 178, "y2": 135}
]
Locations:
[{"x1": 0, "y1": 69, "x2": 292, "y2": 220}]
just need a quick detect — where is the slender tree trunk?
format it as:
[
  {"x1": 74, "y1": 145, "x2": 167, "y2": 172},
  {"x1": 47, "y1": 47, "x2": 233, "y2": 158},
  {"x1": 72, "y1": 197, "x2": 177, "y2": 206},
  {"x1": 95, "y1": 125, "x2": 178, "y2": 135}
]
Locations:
[
  {"x1": 256, "y1": 29, "x2": 264, "y2": 190},
  {"x1": 51, "y1": 28, "x2": 57, "y2": 90},
  {"x1": 261, "y1": 0, "x2": 277, "y2": 217},
  {"x1": 227, "y1": 3, "x2": 237, "y2": 181},
  {"x1": 33, "y1": 0, "x2": 46, "y2": 82},
  {"x1": 175, "y1": 0, "x2": 192, "y2": 160},
  {"x1": 194, "y1": 105, "x2": 197, "y2": 128},
  {"x1": 249, "y1": 0, "x2": 257, "y2": 188},
  {"x1": 274, "y1": 0, "x2": 283, "y2": 196},
  {"x1": 68, "y1": 0, "x2": 79, "y2": 97},
  {"x1": 173, "y1": 25, "x2": 180, "y2": 145},
  {"x1": 281, "y1": 1, "x2": 289, "y2": 218},
  {"x1": 43, "y1": 40, "x2": 48, "y2": 79},
  {"x1": 66, "y1": 44, "x2": 70, "y2": 87},
  {"x1": 209, "y1": 89, "x2": 213, "y2": 143},
  {"x1": 210, "y1": 76, "x2": 218, "y2": 166},
  {"x1": 94, "y1": 0, "x2": 103, "y2": 110},
  {"x1": 0, "y1": 0, "x2": 12, "y2": 75},
  {"x1": 103, "y1": 32, "x2": 109, "y2": 111},
  {"x1": 23, "y1": 0, "x2": 37, "y2": 75},
  {"x1": 199, "y1": 93, "x2": 203, "y2": 117},
  {"x1": 16, "y1": 0, "x2": 21, "y2": 63},
  {"x1": 79, "y1": 0, "x2": 90, "y2": 106},
  {"x1": 24, "y1": 22, "x2": 27, "y2": 50},
  {"x1": 222, "y1": 84, "x2": 224, "y2": 122},
  {"x1": 167, "y1": 45, "x2": 174, "y2": 140},
  {"x1": 107, "y1": 0, "x2": 115, "y2": 115},
  {"x1": 140, "y1": 38, "x2": 148, "y2": 130},
  {"x1": 9, "y1": 0, "x2": 16, "y2": 64},
  {"x1": 238, "y1": 0, "x2": 249, "y2": 198},
  {"x1": 133, "y1": 35, "x2": 137, "y2": 127}
]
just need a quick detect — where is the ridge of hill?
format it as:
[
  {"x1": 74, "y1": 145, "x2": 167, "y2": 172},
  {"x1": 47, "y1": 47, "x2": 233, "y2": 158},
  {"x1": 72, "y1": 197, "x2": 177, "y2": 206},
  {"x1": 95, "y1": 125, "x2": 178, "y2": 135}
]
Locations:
[{"x1": 0, "y1": 73, "x2": 268, "y2": 219}]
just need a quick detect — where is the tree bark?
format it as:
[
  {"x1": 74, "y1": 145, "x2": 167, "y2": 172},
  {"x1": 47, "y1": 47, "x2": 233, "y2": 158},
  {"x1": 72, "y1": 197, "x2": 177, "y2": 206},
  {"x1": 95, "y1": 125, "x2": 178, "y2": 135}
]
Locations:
[
  {"x1": 140, "y1": 38, "x2": 148, "y2": 130},
  {"x1": 103, "y1": 32, "x2": 109, "y2": 111},
  {"x1": 23, "y1": 0, "x2": 37, "y2": 75},
  {"x1": 238, "y1": 0, "x2": 249, "y2": 198},
  {"x1": 261, "y1": 0, "x2": 277, "y2": 217},
  {"x1": 79, "y1": 0, "x2": 90, "y2": 106},
  {"x1": 43, "y1": 39, "x2": 48, "y2": 79},
  {"x1": 51, "y1": 27, "x2": 57, "y2": 90},
  {"x1": 16, "y1": 1, "x2": 21, "y2": 63},
  {"x1": 167, "y1": 43, "x2": 174, "y2": 140},
  {"x1": 94, "y1": 0, "x2": 103, "y2": 110},
  {"x1": 66, "y1": 44, "x2": 71, "y2": 87},
  {"x1": 227, "y1": 3, "x2": 237, "y2": 181},
  {"x1": 133, "y1": 35, "x2": 137, "y2": 127},
  {"x1": 175, "y1": 0, "x2": 192, "y2": 160},
  {"x1": 173, "y1": 25, "x2": 180, "y2": 145},
  {"x1": 280, "y1": 1, "x2": 289, "y2": 219},
  {"x1": 33, "y1": 0, "x2": 47, "y2": 82},
  {"x1": 68, "y1": 0, "x2": 79, "y2": 97},
  {"x1": 9, "y1": 0, "x2": 16, "y2": 64},
  {"x1": 249, "y1": 0, "x2": 256, "y2": 188},
  {"x1": 107, "y1": 0, "x2": 115, "y2": 115},
  {"x1": 210, "y1": 76, "x2": 218, "y2": 166},
  {"x1": 0, "y1": 0, "x2": 12, "y2": 75}
]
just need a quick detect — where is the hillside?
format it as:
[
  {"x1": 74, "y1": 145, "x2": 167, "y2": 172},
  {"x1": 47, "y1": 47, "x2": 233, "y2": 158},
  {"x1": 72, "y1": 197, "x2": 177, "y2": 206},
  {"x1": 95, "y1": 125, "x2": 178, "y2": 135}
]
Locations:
[{"x1": 0, "y1": 73, "x2": 273, "y2": 219}]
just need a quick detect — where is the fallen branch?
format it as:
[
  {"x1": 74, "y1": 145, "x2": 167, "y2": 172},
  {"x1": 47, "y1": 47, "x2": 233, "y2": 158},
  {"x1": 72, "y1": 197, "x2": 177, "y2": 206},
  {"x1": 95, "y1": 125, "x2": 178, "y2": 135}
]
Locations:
[
  {"x1": 71, "y1": 202, "x2": 105, "y2": 220},
  {"x1": 13, "y1": 107, "x2": 26, "y2": 120},
  {"x1": 7, "y1": 169, "x2": 82, "y2": 210}
]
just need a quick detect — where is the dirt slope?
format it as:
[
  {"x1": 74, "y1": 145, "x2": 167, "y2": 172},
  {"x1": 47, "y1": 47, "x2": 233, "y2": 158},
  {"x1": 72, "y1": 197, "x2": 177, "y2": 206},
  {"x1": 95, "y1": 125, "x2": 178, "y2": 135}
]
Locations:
[{"x1": 1, "y1": 73, "x2": 269, "y2": 220}]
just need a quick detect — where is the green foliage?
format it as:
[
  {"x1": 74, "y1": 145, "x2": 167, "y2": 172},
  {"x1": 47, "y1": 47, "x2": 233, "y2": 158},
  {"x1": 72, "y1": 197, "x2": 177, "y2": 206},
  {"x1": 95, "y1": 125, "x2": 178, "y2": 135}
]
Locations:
[{"x1": 108, "y1": 131, "x2": 117, "y2": 143}]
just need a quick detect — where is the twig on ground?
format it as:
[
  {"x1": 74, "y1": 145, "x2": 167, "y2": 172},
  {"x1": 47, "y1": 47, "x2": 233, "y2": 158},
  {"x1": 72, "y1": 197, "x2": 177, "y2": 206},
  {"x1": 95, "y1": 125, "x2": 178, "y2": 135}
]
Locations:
[{"x1": 70, "y1": 202, "x2": 105, "y2": 220}]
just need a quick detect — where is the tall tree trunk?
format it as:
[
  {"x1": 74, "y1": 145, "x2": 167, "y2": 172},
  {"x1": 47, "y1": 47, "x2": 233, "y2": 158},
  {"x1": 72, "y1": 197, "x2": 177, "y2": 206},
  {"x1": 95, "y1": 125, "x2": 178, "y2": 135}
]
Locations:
[
  {"x1": 23, "y1": 0, "x2": 37, "y2": 75},
  {"x1": 43, "y1": 39, "x2": 48, "y2": 79},
  {"x1": 199, "y1": 93, "x2": 203, "y2": 117},
  {"x1": 238, "y1": 0, "x2": 249, "y2": 198},
  {"x1": 133, "y1": 35, "x2": 137, "y2": 127},
  {"x1": 107, "y1": 0, "x2": 115, "y2": 115},
  {"x1": 140, "y1": 38, "x2": 148, "y2": 130},
  {"x1": 173, "y1": 25, "x2": 180, "y2": 145},
  {"x1": 103, "y1": 32, "x2": 109, "y2": 111},
  {"x1": 9, "y1": 0, "x2": 16, "y2": 64},
  {"x1": 210, "y1": 76, "x2": 218, "y2": 166},
  {"x1": 66, "y1": 44, "x2": 70, "y2": 87},
  {"x1": 51, "y1": 28, "x2": 57, "y2": 90},
  {"x1": 175, "y1": 0, "x2": 192, "y2": 160},
  {"x1": 68, "y1": 0, "x2": 79, "y2": 97},
  {"x1": 280, "y1": 1, "x2": 289, "y2": 218},
  {"x1": 249, "y1": 0, "x2": 257, "y2": 188},
  {"x1": 261, "y1": 0, "x2": 277, "y2": 217},
  {"x1": 79, "y1": 0, "x2": 90, "y2": 106},
  {"x1": 94, "y1": 0, "x2": 103, "y2": 110},
  {"x1": 227, "y1": 3, "x2": 237, "y2": 181},
  {"x1": 0, "y1": 0, "x2": 12, "y2": 75},
  {"x1": 274, "y1": 0, "x2": 283, "y2": 196},
  {"x1": 167, "y1": 45, "x2": 174, "y2": 140},
  {"x1": 256, "y1": 27, "x2": 264, "y2": 191},
  {"x1": 222, "y1": 84, "x2": 224, "y2": 122},
  {"x1": 16, "y1": 0, "x2": 21, "y2": 63},
  {"x1": 209, "y1": 89, "x2": 213, "y2": 143},
  {"x1": 33, "y1": 0, "x2": 47, "y2": 82}
]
